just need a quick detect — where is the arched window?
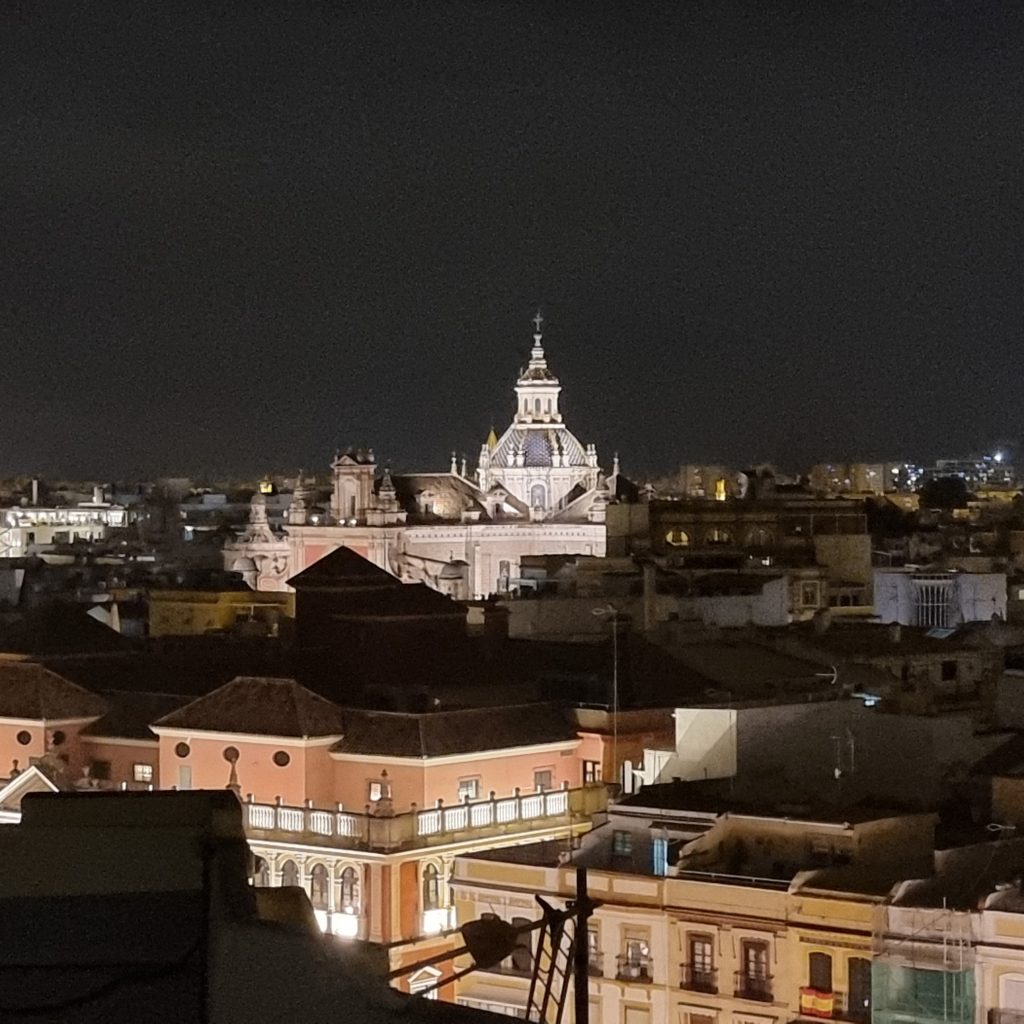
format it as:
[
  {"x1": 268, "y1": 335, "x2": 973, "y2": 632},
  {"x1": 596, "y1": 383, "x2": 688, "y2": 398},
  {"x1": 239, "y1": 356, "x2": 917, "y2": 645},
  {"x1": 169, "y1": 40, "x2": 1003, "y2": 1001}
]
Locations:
[
  {"x1": 279, "y1": 859, "x2": 299, "y2": 888},
  {"x1": 530, "y1": 483, "x2": 546, "y2": 508},
  {"x1": 422, "y1": 863, "x2": 441, "y2": 911},
  {"x1": 253, "y1": 857, "x2": 270, "y2": 887},
  {"x1": 665, "y1": 529, "x2": 690, "y2": 547},
  {"x1": 534, "y1": 398, "x2": 540, "y2": 414},
  {"x1": 340, "y1": 866, "x2": 359, "y2": 912},
  {"x1": 706, "y1": 527, "x2": 733, "y2": 546},
  {"x1": 309, "y1": 864, "x2": 329, "y2": 911},
  {"x1": 748, "y1": 527, "x2": 774, "y2": 548}
]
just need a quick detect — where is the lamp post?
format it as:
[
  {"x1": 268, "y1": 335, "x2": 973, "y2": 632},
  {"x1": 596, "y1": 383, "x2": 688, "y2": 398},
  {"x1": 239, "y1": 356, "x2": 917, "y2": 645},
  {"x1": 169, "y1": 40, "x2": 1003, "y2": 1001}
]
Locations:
[{"x1": 591, "y1": 604, "x2": 619, "y2": 790}]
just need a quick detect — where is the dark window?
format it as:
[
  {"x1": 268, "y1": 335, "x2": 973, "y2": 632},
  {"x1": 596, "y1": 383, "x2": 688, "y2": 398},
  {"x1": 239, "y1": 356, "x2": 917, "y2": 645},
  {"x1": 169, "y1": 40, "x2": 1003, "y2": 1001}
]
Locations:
[
  {"x1": 223, "y1": 746, "x2": 240, "y2": 763},
  {"x1": 90, "y1": 760, "x2": 111, "y2": 781},
  {"x1": 533, "y1": 769, "x2": 553, "y2": 792},
  {"x1": 583, "y1": 760, "x2": 602, "y2": 784},
  {"x1": 174, "y1": 742, "x2": 190, "y2": 758},
  {"x1": 422, "y1": 863, "x2": 441, "y2": 911},
  {"x1": 279, "y1": 859, "x2": 298, "y2": 888},
  {"x1": 309, "y1": 864, "x2": 329, "y2": 910},
  {"x1": 272, "y1": 750, "x2": 290, "y2": 767},
  {"x1": 50, "y1": 730, "x2": 66, "y2": 747},
  {"x1": 16, "y1": 730, "x2": 30, "y2": 746},
  {"x1": 809, "y1": 951, "x2": 832, "y2": 992},
  {"x1": 941, "y1": 660, "x2": 958, "y2": 681},
  {"x1": 612, "y1": 830, "x2": 633, "y2": 856}
]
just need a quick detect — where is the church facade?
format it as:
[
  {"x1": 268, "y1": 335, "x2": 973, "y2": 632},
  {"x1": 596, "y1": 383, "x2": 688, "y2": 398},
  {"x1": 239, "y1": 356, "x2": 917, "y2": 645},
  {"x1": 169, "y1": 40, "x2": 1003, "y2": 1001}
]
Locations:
[{"x1": 224, "y1": 319, "x2": 623, "y2": 597}]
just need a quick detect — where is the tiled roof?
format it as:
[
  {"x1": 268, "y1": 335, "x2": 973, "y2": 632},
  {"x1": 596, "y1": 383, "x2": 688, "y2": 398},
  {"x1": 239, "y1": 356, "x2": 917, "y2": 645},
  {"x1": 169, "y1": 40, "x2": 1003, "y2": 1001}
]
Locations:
[
  {"x1": 332, "y1": 702, "x2": 576, "y2": 758},
  {"x1": 288, "y1": 545, "x2": 399, "y2": 588},
  {"x1": 82, "y1": 691, "x2": 192, "y2": 740},
  {"x1": 0, "y1": 662, "x2": 107, "y2": 721},
  {"x1": 153, "y1": 676, "x2": 347, "y2": 737}
]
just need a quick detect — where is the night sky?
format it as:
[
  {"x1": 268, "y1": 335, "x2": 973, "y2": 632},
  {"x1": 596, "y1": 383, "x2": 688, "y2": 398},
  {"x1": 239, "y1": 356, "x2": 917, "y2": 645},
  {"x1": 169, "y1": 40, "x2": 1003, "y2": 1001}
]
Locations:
[{"x1": 2, "y1": 2, "x2": 1022, "y2": 480}]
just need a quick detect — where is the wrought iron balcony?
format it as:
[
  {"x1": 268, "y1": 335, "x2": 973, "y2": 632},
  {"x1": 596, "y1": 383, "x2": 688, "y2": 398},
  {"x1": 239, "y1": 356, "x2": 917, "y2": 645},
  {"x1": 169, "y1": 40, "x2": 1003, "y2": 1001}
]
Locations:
[
  {"x1": 734, "y1": 971, "x2": 773, "y2": 1002},
  {"x1": 243, "y1": 784, "x2": 607, "y2": 852},
  {"x1": 615, "y1": 954, "x2": 653, "y2": 983},
  {"x1": 679, "y1": 963, "x2": 717, "y2": 994}
]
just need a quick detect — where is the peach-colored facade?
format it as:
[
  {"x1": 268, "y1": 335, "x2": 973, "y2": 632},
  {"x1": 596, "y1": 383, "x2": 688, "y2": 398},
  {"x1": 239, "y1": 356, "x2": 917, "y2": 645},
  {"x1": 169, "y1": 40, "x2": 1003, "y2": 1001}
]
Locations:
[
  {"x1": 79, "y1": 737, "x2": 160, "y2": 787},
  {"x1": 330, "y1": 741, "x2": 581, "y2": 812},
  {"x1": 0, "y1": 719, "x2": 96, "y2": 782},
  {"x1": 151, "y1": 729, "x2": 340, "y2": 806}
]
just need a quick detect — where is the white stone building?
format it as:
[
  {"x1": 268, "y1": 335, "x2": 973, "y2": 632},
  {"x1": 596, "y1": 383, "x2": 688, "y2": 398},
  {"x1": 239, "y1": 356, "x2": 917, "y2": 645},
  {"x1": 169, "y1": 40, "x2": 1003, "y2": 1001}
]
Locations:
[
  {"x1": 873, "y1": 569, "x2": 1007, "y2": 628},
  {"x1": 225, "y1": 318, "x2": 625, "y2": 597}
]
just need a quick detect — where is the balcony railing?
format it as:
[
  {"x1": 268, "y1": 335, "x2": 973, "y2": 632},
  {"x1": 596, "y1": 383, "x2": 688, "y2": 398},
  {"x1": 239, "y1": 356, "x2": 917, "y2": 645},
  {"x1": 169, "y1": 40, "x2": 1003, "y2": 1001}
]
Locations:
[
  {"x1": 680, "y1": 964, "x2": 717, "y2": 995},
  {"x1": 587, "y1": 952, "x2": 604, "y2": 978},
  {"x1": 735, "y1": 972, "x2": 773, "y2": 1003},
  {"x1": 243, "y1": 784, "x2": 607, "y2": 852},
  {"x1": 616, "y1": 955, "x2": 653, "y2": 983},
  {"x1": 990, "y1": 1012, "x2": 1024, "y2": 1024}
]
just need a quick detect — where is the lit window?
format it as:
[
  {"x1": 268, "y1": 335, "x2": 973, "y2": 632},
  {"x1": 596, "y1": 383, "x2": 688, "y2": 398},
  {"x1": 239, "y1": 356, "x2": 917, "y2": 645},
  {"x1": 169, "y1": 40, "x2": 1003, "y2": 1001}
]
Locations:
[
  {"x1": 612, "y1": 830, "x2": 633, "y2": 856},
  {"x1": 368, "y1": 776, "x2": 392, "y2": 803},
  {"x1": 457, "y1": 778, "x2": 479, "y2": 802},
  {"x1": 665, "y1": 529, "x2": 690, "y2": 547},
  {"x1": 133, "y1": 763, "x2": 154, "y2": 784},
  {"x1": 422, "y1": 863, "x2": 441, "y2": 911}
]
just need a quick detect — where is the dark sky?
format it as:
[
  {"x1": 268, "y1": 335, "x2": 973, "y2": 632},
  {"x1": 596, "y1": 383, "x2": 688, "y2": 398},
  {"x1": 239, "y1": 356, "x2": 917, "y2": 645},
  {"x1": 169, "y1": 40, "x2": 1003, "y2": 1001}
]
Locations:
[{"x1": 1, "y1": 2, "x2": 1022, "y2": 480}]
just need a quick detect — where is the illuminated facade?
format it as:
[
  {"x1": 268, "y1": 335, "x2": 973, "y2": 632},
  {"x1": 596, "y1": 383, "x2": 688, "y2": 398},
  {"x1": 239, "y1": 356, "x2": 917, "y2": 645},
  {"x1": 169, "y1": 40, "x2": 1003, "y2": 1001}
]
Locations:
[
  {"x1": 0, "y1": 669, "x2": 611, "y2": 996},
  {"x1": 224, "y1": 318, "x2": 617, "y2": 596},
  {"x1": 0, "y1": 496, "x2": 130, "y2": 557}
]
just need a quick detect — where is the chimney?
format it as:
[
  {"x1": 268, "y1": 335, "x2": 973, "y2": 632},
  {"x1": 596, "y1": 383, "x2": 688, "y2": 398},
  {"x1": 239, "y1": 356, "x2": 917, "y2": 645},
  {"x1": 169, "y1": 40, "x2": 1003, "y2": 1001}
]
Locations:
[
  {"x1": 31, "y1": 479, "x2": 38, "y2": 506},
  {"x1": 641, "y1": 560, "x2": 657, "y2": 632},
  {"x1": 92, "y1": 484, "x2": 104, "y2": 505}
]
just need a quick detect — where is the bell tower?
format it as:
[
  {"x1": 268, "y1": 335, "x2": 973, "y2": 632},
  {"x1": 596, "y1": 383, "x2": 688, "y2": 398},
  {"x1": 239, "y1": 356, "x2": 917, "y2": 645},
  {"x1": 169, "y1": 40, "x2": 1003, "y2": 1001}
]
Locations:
[{"x1": 513, "y1": 312, "x2": 563, "y2": 426}]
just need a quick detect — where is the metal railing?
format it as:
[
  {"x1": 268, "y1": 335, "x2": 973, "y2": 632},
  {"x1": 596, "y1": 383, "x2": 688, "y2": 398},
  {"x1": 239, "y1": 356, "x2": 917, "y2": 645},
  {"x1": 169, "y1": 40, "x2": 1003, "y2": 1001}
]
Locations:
[
  {"x1": 735, "y1": 971, "x2": 773, "y2": 1002},
  {"x1": 243, "y1": 784, "x2": 605, "y2": 852},
  {"x1": 680, "y1": 963, "x2": 717, "y2": 994},
  {"x1": 615, "y1": 955, "x2": 653, "y2": 983}
]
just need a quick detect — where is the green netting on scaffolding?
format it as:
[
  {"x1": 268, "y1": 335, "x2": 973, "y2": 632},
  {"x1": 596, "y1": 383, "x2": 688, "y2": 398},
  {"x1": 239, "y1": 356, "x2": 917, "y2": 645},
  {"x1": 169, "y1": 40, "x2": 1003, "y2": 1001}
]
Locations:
[{"x1": 871, "y1": 962, "x2": 974, "y2": 1024}]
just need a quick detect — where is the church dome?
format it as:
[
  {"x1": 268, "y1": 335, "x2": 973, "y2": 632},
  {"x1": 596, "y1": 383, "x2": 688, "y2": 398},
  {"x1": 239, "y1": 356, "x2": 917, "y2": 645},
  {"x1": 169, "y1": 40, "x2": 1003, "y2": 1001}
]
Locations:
[{"x1": 490, "y1": 427, "x2": 588, "y2": 470}]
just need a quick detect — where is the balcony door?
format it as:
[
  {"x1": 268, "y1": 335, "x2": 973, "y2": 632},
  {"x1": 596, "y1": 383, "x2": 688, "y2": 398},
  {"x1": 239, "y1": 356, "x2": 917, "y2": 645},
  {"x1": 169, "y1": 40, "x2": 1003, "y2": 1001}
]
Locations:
[{"x1": 848, "y1": 957, "x2": 871, "y2": 1021}]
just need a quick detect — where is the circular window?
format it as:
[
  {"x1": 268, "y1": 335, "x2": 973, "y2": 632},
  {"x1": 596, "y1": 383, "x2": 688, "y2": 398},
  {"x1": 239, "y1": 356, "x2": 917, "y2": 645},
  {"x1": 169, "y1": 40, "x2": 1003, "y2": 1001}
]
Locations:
[
  {"x1": 175, "y1": 742, "x2": 191, "y2": 758},
  {"x1": 51, "y1": 730, "x2": 66, "y2": 747},
  {"x1": 16, "y1": 730, "x2": 30, "y2": 746},
  {"x1": 223, "y1": 746, "x2": 239, "y2": 764},
  {"x1": 272, "y1": 750, "x2": 290, "y2": 767}
]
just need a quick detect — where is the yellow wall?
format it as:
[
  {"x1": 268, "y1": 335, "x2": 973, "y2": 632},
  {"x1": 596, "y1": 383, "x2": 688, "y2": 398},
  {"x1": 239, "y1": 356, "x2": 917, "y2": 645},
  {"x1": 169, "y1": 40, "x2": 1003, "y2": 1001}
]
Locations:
[{"x1": 148, "y1": 590, "x2": 292, "y2": 636}]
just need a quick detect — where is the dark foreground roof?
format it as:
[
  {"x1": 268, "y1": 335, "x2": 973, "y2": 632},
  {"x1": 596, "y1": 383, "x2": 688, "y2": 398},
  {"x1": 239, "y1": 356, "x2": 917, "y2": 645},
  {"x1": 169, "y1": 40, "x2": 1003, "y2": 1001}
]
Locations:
[
  {"x1": 154, "y1": 676, "x2": 347, "y2": 737},
  {"x1": 333, "y1": 702, "x2": 576, "y2": 758}
]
